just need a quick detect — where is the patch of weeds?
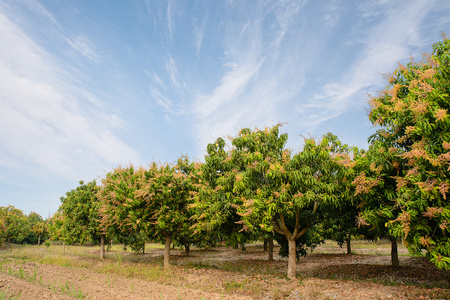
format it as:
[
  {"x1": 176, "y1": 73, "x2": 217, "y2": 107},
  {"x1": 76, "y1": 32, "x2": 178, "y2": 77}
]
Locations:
[
  {"x1": 0, "y1": 288, "x2": 21, "y2": 300},
  {"x1": 50, "y1": 280, "x2": 58, "y2": 293},
  {"x1": 176, "y1": 286, "x2": 181, "y2": 299},
  {"x1": 113, "y1": 253, "x2": 124, "y2": 266},
  {"x1": 2, "y1": 263, "x2": 40, "y2": 283},
  {"x1": 223, "y1": 279, "x2": 246, "y2": 292},
  {"x1": 105, "y1": 275, "x2": 115, "y2": 287},
  {"x1": 184, "y1": 262, "x2": 219, "y2": 270},
  {"x1": 30, "y1": 265, "x2": 39, "y2": 281},
  {"x1": 59, "y1": 281, "x2": 85, "y2": 299}
]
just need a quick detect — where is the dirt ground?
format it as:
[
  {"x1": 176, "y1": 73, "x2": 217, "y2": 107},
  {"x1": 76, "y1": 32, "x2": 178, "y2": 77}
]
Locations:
[
  {"x1": 0, "y1": 261, "x2": 250, "y2": 300},
  {"x1": 1, "y1": 242, "x2": 449, "y2": 299}
]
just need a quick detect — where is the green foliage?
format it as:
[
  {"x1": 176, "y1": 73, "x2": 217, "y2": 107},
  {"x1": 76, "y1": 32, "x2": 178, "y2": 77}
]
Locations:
[
  {"x1": 0, "y1": 206, "x2": 48, "y2": 245},
  {"x1": 99, "y1": 165, "x2": 148, "y2": 252},
  {"x1": 236, "y1": 130, "x2": 344, "y2": 240},
  {"x1": 353, "y1": 141, "x2": 403, "y2": 238},
  {"x1": 55, "y1": 180, "x2": 103, "y2": 245},
  {"x1": 99, "y1": 158, "x2": 200, "y2": 258},
  {"x1": 136, "y1": 157, "x2": 199, "y2": 246},
  {"x1": 195, "y1": 125, "x2": 345, "y2": 278},
  {"x1": 192, "y1": 136, "x2": 255, "y2": 248},
  {"x1": 367, "y1": 35, "x2": 450, "y2": 269},
  {"x1": 0, "y1": 206, "x2": 29, "y2": 244}
]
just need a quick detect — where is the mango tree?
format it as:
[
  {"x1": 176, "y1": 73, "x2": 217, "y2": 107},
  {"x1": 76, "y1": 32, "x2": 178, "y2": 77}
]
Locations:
[
  {"x1": 0, "y1": 206, "x2": 29, "y2": 245},
  {"x1": 192, "y1": 138, "x2": 255, "y2": 250},
  {"x1": 135, "y1": 157, "x2": 199, "y2": 267},
  {"x1": 99, "y1": 165, "x2": 149, "y2": 255},
  {"x1": 237, "y1": 131, "x2": 343, "y2": 279},
  {"x1": 59, "y1": 180, "x2": 105, "y2": 258},
  {"x1": 368, "y1": 36, "x2": 450, "y2": 269},
  {"x1": 47, "y1": 211, "x2": 70, "y2": 253},
  {"x1": 352, "y1": 141, "x2": 404, "y2": 266},
  {"x1": 30, "y1": 219, "x2": 47, "y2": 246},
  {"x1": 230, "y1": 125, "x2": 289, "y2": 260},
  {"x1": 315, "y1": 138, "x2": 364, "y2": 255},
  {"x1": 0, "y1": 216, "x2": 6, "y2": 246}
]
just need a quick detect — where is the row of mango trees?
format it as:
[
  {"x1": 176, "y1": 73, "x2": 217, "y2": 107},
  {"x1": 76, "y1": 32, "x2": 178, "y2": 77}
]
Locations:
[{"x1": 50, "y1": 36, "x2": 450, "y2": 279}]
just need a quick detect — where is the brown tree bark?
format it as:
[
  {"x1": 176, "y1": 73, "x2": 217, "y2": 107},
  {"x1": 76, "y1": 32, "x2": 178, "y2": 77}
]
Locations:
[
  {"x1": 263, "y1": 239, "x2": 268, "y2": 252},
  {"x1": 268, "y1": 236, "x2": 274, "y2": 261},
  {"x1": 185, "y1": 243, "x2": 190, "y2": 256},
  {"x1": 391, "y1": 238, "x2": 399, "y2": 267},
  {"x1": 346, "y1": 234, "x2": 352, "y2": 255},
  {"x1": 164, "y1": 235, "x2": 171, "y2": 268},
  {"x1": 287, "y1": 238, "x2": 297, "y2": 279},
  {"x1": 100, "y1": 235, "x2": 105, "y2": 260}
]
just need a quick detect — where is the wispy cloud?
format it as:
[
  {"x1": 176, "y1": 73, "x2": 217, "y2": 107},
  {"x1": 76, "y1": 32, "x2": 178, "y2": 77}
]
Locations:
[
  {"x1": 296, "y1": 0, "x2": 438, "y2": 128},
  {"x1": 65, "y1": 35, "x2": 100, "y2": 63},
  {"x1": 321, "y1": 0, "x2": 340, "y2": 28},
  {"x1": 190, "y1": 1, "x2": 307, "y2": 152},
  {"x1": 194, "y1": 16, "x2": 207, "y2": 55},
  {"x1": 0, "y1": 4, "x2": 139, "y2": 184},
  {"x1": 151, "y1": 88, "x2": 173, "y2": 113},
  {"x1": 194, "y1": 60, "x2": 263, "y2": 120},
  {"x1": 167, "y1": 0, "x2": 174, "y2": 40},
  {"x1": 165, "y1": 55, "x2": 180, "y2": 88}
]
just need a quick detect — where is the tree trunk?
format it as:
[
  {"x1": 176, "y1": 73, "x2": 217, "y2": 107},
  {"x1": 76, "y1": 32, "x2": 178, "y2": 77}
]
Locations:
[
  {"x1": 391, "y1": 238, "x2": 399, "y2": 267},
  {"x1": 287, "y1": 238, "x2": 297, "y2": 279},
  {"x1": 38, "y1": 236, "x2": 41, "y2": 246},
  {"x1": 100, "y1": 235, "x2": 105, "y2": 260},
  {"x1": 63, "y1": 241, "x2": 66, "y2": 255},
  {"x1": 164, "y1": 235, "x2": 171, "y2": 268},
  {"x1": 346, "y1": 234, "x2": 351, "y2": 255},
  {"x1": 143, "y1": 244, "x2": 145, "y2": 254},
  {"x1": 185, "y1": 243, "x2": 190, "y2": 256},
  {"x1": 268, "y1": 236, "x2": 274, "y2": 261},
  {"x1": 263, "y1": 239, "x2": 268, "y2": 252}
]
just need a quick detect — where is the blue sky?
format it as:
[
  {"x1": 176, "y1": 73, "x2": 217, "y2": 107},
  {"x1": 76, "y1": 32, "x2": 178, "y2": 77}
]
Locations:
[{"x1": 1, "y1": 0, "x2": 449, "y2": 218}]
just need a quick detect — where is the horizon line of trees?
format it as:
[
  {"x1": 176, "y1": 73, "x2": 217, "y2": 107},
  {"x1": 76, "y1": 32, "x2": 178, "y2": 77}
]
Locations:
[
  {"x1": 2, "y1": 35, "x2": 450, "y2": 279},
  {"x1": 0, "y1": 205, "x2": 49, "y2": 246}
]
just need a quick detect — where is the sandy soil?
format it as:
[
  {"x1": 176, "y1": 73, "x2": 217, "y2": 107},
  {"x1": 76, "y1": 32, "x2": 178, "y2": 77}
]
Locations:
[{"x1": 0, "y1": 259, "x2": 251, "y2": 300}]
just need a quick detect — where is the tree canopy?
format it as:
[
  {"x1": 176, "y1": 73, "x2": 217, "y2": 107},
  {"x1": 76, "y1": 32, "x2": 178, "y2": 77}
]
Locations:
[{"x1": 368, "y1": 35, "x2": 450, "y2": 269}]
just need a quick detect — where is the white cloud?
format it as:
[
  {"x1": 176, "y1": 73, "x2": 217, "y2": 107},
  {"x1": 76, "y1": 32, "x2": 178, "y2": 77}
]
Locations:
[
  {"x1": 194, "y1": 60, "x2": 263, "y2": 120},
  {"x1": 190, "y1": 1, "x2": 307, "y2": 152},
  {"x1": 321, "y1": 0, "x2": 340, "y2": 28},
  {"x1": 65, "y1": 35, "x2": 100, "y2": 63},
  {"x1": 167, "y1": 0, "x2": 174, "y2": 40},
  {"x1": 0, "y1": 5, "x2": 139, "y2": 183},
  {"x1": 194, "y1": 16, "x2": 206, "y2": 55},
  {"x1": 151, "y1": 88, "x2": 173, "y2": 113},
  {"x1": 165, "y1": 55, "x2": 180, "y2": 88},
  {"x1": 298, "y1": 1, "x2": 436, "y2": 128}
]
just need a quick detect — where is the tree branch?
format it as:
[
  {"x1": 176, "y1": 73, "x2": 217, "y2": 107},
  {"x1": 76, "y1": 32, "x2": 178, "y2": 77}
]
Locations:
[
  {"x1": 278, "y1": 213, "x2": 292, "y2": 238},
  {"x1": 291, "y1": 210, "x2": 300, "y2": 240}
]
